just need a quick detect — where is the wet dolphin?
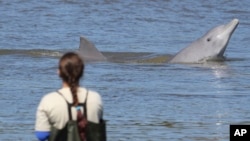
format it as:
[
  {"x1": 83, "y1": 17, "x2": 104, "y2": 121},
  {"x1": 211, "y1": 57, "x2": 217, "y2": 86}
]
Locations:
[
  {"x1": 78, "y1": 36, "x2": 167, "y2": 63},
  {"x1": 78, "y1": 19, "x2": 239, "y2": 63},
  {"x1": 78, "y1": 36, "x2": 107, "y2": 62},
  {"x1": 169, "y1": 19, "x2": 239, "y2": 63}
]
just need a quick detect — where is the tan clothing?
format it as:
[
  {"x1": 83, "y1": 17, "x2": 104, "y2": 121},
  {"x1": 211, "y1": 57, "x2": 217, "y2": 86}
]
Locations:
[{"x1": 35, "y1": 87, "x2": 103, "y2": 131}]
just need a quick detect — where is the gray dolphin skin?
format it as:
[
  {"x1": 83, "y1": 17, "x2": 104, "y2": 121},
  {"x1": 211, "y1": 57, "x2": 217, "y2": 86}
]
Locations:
[
  {"x1": 78, "y1": 19, "x2": 239, "y2": 63},
  {"x1": 78, "y1": 36, "x2": 107, "y2": 62},
  {"x1": 169, "y1": 19, "x2": 239, "y2": 63}
]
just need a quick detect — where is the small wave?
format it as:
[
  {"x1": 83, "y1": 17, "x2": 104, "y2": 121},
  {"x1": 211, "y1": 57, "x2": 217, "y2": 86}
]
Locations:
[{"x1": 0, "y1": 49, "x2": 63, "y2": 57}]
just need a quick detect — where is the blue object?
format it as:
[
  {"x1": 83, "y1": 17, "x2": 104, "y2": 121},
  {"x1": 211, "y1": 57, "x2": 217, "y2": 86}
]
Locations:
[
  {"x1": 76, "y1": 106, "x2": 81, "y2": 110},
  {"x1": 35, "y1": 131, "x2": 50, "y2": 141}
]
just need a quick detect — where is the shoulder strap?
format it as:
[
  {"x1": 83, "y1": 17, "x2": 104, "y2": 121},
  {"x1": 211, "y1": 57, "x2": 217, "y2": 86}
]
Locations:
[
  {"x1": 83, "y1": 90, "x2": 88, "y2": 119},
  {"x1": 57, "y1": 91, "x2": 74, "y2": 120}
]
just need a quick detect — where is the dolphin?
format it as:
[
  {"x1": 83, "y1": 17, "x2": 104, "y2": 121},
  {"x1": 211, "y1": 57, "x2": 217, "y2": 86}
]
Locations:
[
  {"x1": 78, "y1": 19, "x2": 239, "y2": 63},
  {"x1": 169, "y1": 19, "x2": 239, "y2": 63}
]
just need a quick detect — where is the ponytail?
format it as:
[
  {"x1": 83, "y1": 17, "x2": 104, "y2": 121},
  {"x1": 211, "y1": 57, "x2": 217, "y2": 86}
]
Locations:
[{"x1": 69, "y1": 80, "x2": 79, "y2": 106}]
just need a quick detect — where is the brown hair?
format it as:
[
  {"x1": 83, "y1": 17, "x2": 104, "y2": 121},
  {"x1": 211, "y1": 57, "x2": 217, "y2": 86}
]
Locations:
[{"x1": 59, "y1": 52, "x2": 84, "y2": 106}]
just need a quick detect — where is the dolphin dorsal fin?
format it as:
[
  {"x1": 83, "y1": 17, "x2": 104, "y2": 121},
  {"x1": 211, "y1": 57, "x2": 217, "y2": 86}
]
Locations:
[{"x1": 78, "y1": 36, "x2": 107, "y2": 62}]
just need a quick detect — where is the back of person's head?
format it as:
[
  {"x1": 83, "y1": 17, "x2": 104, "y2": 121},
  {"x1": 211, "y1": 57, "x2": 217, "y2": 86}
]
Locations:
[{"x1": 59, "y1": 52, "x2": 84, "y2": 105}]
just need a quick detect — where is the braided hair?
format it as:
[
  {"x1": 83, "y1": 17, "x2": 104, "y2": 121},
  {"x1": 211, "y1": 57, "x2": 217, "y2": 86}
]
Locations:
[{"x1": 59, "y1": 52, "x2": 84, "y2": 106}]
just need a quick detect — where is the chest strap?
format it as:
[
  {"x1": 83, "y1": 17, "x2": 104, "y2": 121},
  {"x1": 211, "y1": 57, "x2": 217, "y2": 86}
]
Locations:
[{"x1": 57, "y1": 90, "x2": 88, "y2": 120}]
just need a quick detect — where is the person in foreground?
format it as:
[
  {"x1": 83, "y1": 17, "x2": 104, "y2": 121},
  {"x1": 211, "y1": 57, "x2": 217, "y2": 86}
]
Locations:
[{"x1": 35, "y1": 52, "x2": 103, "y2": 141}]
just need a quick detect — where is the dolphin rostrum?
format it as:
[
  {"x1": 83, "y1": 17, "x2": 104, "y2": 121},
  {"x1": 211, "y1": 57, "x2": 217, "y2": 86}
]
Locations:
[{"x1": 78, "y1": 19, "x2": 239, "y2": 64}]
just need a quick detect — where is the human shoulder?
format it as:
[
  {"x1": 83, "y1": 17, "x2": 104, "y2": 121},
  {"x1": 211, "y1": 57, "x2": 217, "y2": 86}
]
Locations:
[
  {"x1": 41, "y1": 91, "x2": 60, "y2": 101},
  {"x1": 38, "y1": 91, "x2": 63, "y2": 108},
  {"x1": 79, "y1": 87, "x2": 102, "y2": 103}
]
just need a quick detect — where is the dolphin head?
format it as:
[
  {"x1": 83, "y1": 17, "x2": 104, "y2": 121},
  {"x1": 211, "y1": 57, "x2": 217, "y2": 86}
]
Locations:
[
  {"x1": 169, "y1": 19, "x2": 239, "y2": 63},
  {"x1": 201, "y1": 18, "x2": 239, "y2": 58}
]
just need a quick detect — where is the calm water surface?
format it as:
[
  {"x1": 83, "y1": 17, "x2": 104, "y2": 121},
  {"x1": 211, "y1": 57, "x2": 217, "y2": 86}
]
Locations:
[{"x1": 0, "y1": 0, "x2": 250, "y2": 141}]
